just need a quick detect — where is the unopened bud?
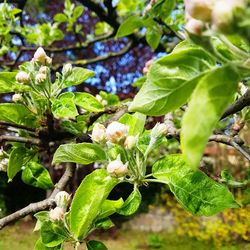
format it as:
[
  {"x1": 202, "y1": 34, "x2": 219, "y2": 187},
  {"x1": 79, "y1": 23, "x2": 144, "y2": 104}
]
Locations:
[
  {"x1": 62, "y1": 63, "x2": 72, "y2": 77},
  {"x1": 185, "y1": 18, "x2": 204, "y2": 35},
  {"x1": 151, "y1": 123, "x2": 168, "y2": 138},
  {"x1": 39, "y1": 66, "x2": 48, "y2": 74},
  {"x1": 91, "y1": 123, "x2": 106, "y2": 143},
  {"x1": 49, "y1": 207, "x2": 64, "y2": 221},
  {"x1": 107, "y1": 160, "x2": 128, "y2": 177},
  {"x1": 0, "y1": 158, "x2": 9, "y2": 172},
  {"x1": 124, "y1": 135, "x2": 137, "y2": 150},
  {"x1": 95, "y1": 94, "x2": 102, "y2": 102},
  {"x1": 16, "y1": 71, "x2": 29, "y2": 84},
  {"x1": 212, "y1": 0, "x2": 245, "y2": 33},
  {"x1": 12, "y1": 93, "x2": 22, "y2": 103},
  {"x1": 35, "y1": 73, "x2": 46, "y2": 83},
  {"x1": 185, "y1": 0, "x2": 214, "y2": 22},
  {"x1": 33, "y1": 47, "x2": 47, "y2": 64},
  {"x1": 55, "y1": 191, "x2": 70, "y2": 209},
  {"x1": 45, "y1": 56, "x2": 52, "y2": 65},
  {"x1": 106, "y1": 122, "x2": 129, "y2": 143},
  {"x1": 144, "y1": 4, "x2": 152, "y2": 14}
]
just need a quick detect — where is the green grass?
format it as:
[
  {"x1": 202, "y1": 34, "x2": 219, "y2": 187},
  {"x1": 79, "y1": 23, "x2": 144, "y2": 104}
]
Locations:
[{"x1": 0, "y1": 221, "x2": 250, "y2": 250}]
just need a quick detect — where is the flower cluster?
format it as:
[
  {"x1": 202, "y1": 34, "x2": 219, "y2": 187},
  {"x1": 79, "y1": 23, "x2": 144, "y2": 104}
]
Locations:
[{"x1": 184, "y1": 0, "x2": 246, "y2": 35}]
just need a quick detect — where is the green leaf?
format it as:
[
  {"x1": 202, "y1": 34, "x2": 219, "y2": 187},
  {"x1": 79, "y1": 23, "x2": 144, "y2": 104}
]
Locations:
[
  {"x1": 34, "y1": 238, "x2": 62, "y2": 250},
  {"x1": 95, "y1": 218, "x2": 114, "y2": 230},
  {"x1": 86, "y1": 240, "x2": 108, "y2": 250},
  {"x1": 70, "y1": 169, "x2": 118, "y2": 240},
  {"x1": 34, "y1": 211, "x2": 49, "y2": 231},
  {"x1": 0, "y1": 72, "x2": 29, "y2": 93},
  {"x1": 7, "y1": 147, "x2": 29, "y2": 181},
  {"x1": 117, "y1": 187, "x2": 141, "y2": 216},
  {"x1": 132, "y1": 76, "x2": 146, "y2": 89},
  {"x1": 52, "y1": 143, "x2": 106, "y2": 165},
  {"x1": 181, "y1": 65, "x2": 239, "y2": 168},
  {"x1": 152, "y1": 154, "x2": 239, "y2": 216},
  {"x1": 73, "y1": 6, "x2": 84, "y2": 19},
  {"x1": 63, "y1": 67, "x2": 95, "y2": 87},
  {"x1": 144, "y1": 19, "x2": 162, "y2": 50},
  {"x1": 99, "y1": 91, "x2": 119, "y2": 106},
  {"x1": 116, "y1": 15, "x2": 144, "y2": 38},
  {"x1": 129, "y1": 41, "x2": 215, "y2": 116},
  {"x1": 54, "y1": 13, "x2": 68, "y2": 22},
  {"x1": 21, "y1": 162, "x2": 54, "y2": 190},
  {"x1": 119, "y1": 112, "x2": 146, "y2": 136},
  {"x1": 41, "y1": 221, "x2": 66, "y2": 247},
  {"x1": 51, "y1": 93, "x2": 78, "y2": 119},
  {"x1": 74, "y1": 92, "x2": 104, "y2": 112},
  {"x1": 0, "y1": 103, "x2": 38, "y2": 128},
  {"x1": 96, "y1": 198, "x2": 124, "y2": 220}
]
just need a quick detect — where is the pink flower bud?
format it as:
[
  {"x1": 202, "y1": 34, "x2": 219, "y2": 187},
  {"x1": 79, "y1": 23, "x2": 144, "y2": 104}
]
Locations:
[
  {"x1": 49, "y1": 207, "x2": 64, "y2": 221},
  {"x1": 16, "y1": 71, "x2": 29, "y2": 84},
  {"x1": 91, "y1": 123, "x2": 106, "y2": 143},
  {"x1": 12, "y1": 94, "x2": 22, "y2": 103},
  {"x1": 143, "y1": 59, "x2": 154, "y2": 74},
  {"x1": 107, "y1": 160, "x2": 128, "y2": 177},
  {"x1": 185, "y1": 0, "x2": 214, "y2": 22},
  {"x1": 55, "y1": 191, "x2": 70, "y2": 209},
  {"x1": 185, "y1": 18, "x2": 204, "y2": 35},
  {"x1": 33, "y1": 47, "x2": 47, "y2": 64},
  {"x1": 106, "y1": 122, "x2": 129, "y2": 143}
]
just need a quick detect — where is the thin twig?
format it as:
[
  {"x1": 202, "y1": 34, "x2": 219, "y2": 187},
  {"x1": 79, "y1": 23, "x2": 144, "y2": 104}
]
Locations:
[{"x1": 0, "y1": 135, "x2": 42, "y2": 145}]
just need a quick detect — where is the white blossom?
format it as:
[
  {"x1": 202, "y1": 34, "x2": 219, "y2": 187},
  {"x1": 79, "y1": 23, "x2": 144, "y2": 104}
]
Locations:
[
  {"x1": 16, "y1": 71, "x2": 29, "y2": 84},
  {"x1": 55, "y1": 191, "x2": 70, "y2": 209},
  {"x1": 49, "y1": 207, "x2": 65, "y2": 221},
  {"x1": 91, "y1": 123, "x2": 106, "y2": 143},
  {"x1": 106, "y1": 122, "x2": 129, "y2": 143},
  {"x1": 107, "y1": 160, "x2": 128, "y2": 177}
]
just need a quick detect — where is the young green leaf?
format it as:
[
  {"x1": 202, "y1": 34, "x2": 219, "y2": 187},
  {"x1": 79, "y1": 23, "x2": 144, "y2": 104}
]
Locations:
[
  {"x1": 34, "y1": 238, "x2": 63, "y2": 250},
  {"x1": 95, "y1": 217, "x2": 114, "y2": 230},
  {"x1": 74, "y1": 92, "x2": 104, "y2": 112},
  {"x1": 152, "y1": 154, "x2": 239, "y2": 216},
  {"x1": 54, "y1": 13, "x2": 68, "y2": 23},
  {"x1": 116, "y1": 15, "x2": 144, "y2": 38},
  {"x1": 51, "y1": 94, "x2": 78, "y2": 119},
  {"x1": 0, "y1": 103, "x2": 38, "y2": 128},
  {"x1": 117, "y1": 187, "x2": 142, "y2": 216},
  {"x1": 7, "y1": 147, "x2": 29, "y2": 181},
  {"x1": 119, "y1": 112, "x2": 146, "y2": 136},
  {"x1": 86, "y1": 240, "x2": 108, "y2": 250},
  {"x1": 52, "y1": 143, "x2": 107, "y2": 165},
  {"x1": 63, "y1": 67, "x2": 95, "y2": 87},
  {"x1": 40, "y1": 221, "x2": 66, "y2": 247},
  {"x1": 129, "y1": 41, "x2": 215, "y2": 116},
  {"x1": 21, "y1": 162, "x2": 54, "y2": 190},
  {"x1": 181, "y1": 65, "x2": 239, "y2": 169},
  {"x1": 69, "y1": 169, "x2": 118, "y2": 240},
  {"x1": 96, "y1": 198, "x2": 124, "y2": 220}
]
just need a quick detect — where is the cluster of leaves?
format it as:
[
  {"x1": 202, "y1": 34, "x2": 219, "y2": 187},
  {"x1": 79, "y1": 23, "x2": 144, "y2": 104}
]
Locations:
[{"x1": 116, "y1": 0, "x2": 184, "y2": 50}]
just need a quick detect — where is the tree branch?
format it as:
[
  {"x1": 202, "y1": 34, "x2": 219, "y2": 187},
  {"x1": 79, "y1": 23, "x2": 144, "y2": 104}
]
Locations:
[
  {"x1": 0, "y1": 121, "x2": 36, "y2": 132},
  {"x1": 53, "y1": 41, "x2": 134, "y2": 70},
  {"x1": 221, "y1": 89, "x2": 250, "y2": 119},
  {"x1": 0, "y1": 135, "x2": 41, "y2": 145},
  {"x1": 0, "y1": 164, "x2": 75, "y2": 230}
]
